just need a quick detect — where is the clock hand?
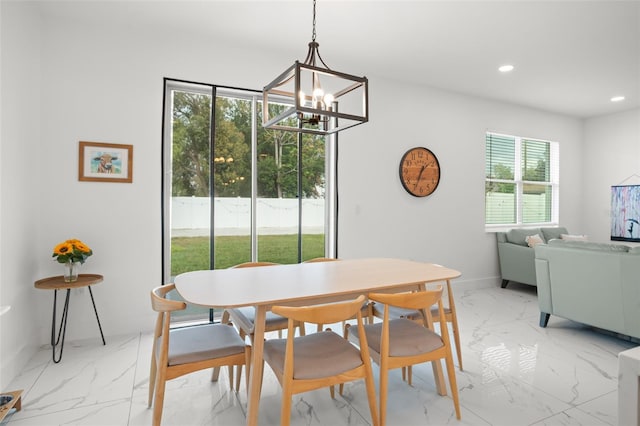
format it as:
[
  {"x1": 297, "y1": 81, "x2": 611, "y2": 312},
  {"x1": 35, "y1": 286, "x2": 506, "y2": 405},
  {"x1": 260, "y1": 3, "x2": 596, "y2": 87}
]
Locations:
[{"x1": 413, "y1": 165, "x2": 426, "y2": 189}]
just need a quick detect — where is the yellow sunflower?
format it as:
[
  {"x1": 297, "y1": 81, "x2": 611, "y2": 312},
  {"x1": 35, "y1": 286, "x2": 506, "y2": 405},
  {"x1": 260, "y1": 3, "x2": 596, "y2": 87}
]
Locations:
[
  {"x1": 53, "y1": 242, "x2": 74, "y2": 256},
  {"x1": 74, "y1": 241, "x2": 92, "y2": 253}
]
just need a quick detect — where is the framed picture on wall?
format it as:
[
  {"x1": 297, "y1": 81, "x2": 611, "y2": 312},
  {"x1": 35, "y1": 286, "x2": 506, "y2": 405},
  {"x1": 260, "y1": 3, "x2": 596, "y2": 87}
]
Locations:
[
  {"x1": 611, "y1": 184, "x2": 640, "y2": 242},
  {"x1": 78, "y1": 141, "x2": 133, "y2": 183}
]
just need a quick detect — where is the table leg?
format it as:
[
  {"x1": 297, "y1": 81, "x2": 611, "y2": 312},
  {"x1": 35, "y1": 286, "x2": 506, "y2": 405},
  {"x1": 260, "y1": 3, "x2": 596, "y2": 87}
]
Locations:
[
  {"x1": 51, "y1": 289, "x2": 71, "y2": 363},
  {"x1": 246, "y1": 305, "x2": 266, "y2": 426},
  {"x1": 88, "y1": 287, "x2": 106, "y2": 345},
  {"x1": 419, "y1": 283, "x2": 447, "y2": 395}
]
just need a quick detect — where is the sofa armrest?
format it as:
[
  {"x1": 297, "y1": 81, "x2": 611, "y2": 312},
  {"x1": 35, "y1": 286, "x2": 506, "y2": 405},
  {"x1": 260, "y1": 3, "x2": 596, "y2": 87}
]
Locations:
[
  {"x1": 497, "y1": 241, "x2": 537, "y2": 286},
  {"x1": 534, "y1": 246, "x2": 552, "y2": 314},
  {"x1": 622, "y1": 251, "x2": 640, "y2": 337}
]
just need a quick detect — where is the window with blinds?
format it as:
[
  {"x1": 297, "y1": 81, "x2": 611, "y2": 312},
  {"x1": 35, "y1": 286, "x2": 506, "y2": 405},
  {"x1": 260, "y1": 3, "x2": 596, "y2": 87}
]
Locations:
[{"x1": 485, "y1": 132, "x2": 559, "y2": 229}]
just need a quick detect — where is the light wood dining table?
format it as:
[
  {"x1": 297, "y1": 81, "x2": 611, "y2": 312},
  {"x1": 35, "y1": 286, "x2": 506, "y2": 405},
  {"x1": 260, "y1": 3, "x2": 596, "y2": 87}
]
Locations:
[{"x1": 174, "y1": 257, "x2": 462, "y2": 426}]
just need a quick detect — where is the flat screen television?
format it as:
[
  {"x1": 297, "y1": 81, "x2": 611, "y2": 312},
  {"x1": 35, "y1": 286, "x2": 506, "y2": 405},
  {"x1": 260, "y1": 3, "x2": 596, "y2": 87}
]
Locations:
[{"x1": 611, "y1": 185, "x2": 640, "y2": 242}]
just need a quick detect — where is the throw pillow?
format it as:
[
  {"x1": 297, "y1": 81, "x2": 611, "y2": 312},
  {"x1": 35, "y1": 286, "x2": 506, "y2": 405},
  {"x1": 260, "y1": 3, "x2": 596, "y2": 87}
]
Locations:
[
  {"x1": 525, "y1": 234, "x2": 544, "y2": 248},
  {"x1": 506, "y1": 228, "x2": 541, "y2": 246},
  {"x1": 561, "y1": 234, "x2": 588, "y2": 242},
  {"x1": 541, "y1": 227, "x2": 568, "y2": 242}
]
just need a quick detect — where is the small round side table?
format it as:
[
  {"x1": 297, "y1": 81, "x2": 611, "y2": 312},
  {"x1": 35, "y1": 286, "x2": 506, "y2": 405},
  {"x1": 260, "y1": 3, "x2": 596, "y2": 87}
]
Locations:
[{"x1": 34, "y1": 274, "x2": 106, "y2": 363}]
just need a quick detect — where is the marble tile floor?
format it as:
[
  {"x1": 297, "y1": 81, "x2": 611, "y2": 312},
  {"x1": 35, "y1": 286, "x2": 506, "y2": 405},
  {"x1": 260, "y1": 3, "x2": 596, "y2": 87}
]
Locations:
[{"x1": 3, "y1": 283, "x2": 638, "y2": 426}]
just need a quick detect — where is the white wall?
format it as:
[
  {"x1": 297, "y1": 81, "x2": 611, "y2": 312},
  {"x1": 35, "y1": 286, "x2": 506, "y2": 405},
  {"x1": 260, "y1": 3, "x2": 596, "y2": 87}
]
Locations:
[
  {"x1": 0, "y1": 2, "x2": 595, "y2": 388},
  {"x1": 338, "y1": 81, "x2": 584, "y2": 281},
  {"x1": 0, "y1": 1, "x2": 42, "y2": 388},
  {"x1": 583, "y1": 109, "x2": 640, "y2": 243}
]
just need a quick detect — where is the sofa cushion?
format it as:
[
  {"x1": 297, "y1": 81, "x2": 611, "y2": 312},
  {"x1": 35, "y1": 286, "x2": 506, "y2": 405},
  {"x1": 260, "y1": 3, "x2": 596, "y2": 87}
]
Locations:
[
  {"x1": 506, "y1": 228, "x2": 541, "y2": 246},
  {"x1": 525, "y1": 234, "x2": 544, "y2": 248},
  {"x1": 540, "y1": 227, "x2": 568, "y2": 242},
  {"x1": 547, "y1": 239, "x2": 630, "y2": 252},
  {"x1": 628, "y1": 247, "x2": 640, "y2": 255},
  {"x1": 560, "y1": 233, "x2": 588, "y2": 242}
]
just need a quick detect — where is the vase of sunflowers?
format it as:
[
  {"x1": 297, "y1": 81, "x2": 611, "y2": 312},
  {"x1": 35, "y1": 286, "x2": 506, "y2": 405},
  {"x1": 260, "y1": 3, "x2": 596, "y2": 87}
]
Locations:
[{"x1": 52, "y1": 239, "x2": 93, "y2": 282}]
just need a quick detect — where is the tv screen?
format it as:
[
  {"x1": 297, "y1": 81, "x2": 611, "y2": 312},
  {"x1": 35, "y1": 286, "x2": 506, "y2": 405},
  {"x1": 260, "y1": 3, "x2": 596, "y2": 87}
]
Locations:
[{"x1": 611, "y1": 185, "x2": 640, "y2": 242}]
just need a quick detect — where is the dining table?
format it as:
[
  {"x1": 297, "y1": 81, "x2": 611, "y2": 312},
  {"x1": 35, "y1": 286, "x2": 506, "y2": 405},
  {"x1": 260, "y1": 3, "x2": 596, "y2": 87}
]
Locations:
[{"x1": 174, "y1": 257, "x2": 462, "y2": 426}]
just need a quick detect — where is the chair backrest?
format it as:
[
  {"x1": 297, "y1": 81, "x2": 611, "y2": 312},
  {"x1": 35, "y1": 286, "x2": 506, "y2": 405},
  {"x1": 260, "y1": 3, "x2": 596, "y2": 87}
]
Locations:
[
  {"x1": 271, "y1": 295, "x2": 372, "y2": 388},
  {"x1": 150, "y1": 284, "x2": 186, "y2": 313},
  {"x1": 150, "y1": 284, "x2": 188, "y2": 371},
  {"x1": 231, "y1": 261, "x2": 279, "y2": 269},
  {"x1": 368, "y1": 285, "x2": 447, "y2": 332},
  {"x1": 272, "y1": 295, "x2": 367, "y2": 326}
]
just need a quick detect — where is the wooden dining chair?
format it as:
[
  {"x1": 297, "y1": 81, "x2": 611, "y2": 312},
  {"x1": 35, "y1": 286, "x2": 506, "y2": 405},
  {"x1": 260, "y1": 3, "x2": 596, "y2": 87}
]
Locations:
[
  {"x1": 303, "y1": 257, "x2": 372, "y2": 332},
  {"x1": 347, "y1": 286, "x2": 461, "y2": 425},
  {"x1": 263, "y1": 295, "x2": 379, "y2": 426},
  {"x1": 221, "y1": 262, "x2": 305, "y2": 341},
  {"x1": 148, "y1": 284, "x2": 251, "y2": 426},
  {"x1": 370, "y1": 279, "x2": 463, "y2": 372}
]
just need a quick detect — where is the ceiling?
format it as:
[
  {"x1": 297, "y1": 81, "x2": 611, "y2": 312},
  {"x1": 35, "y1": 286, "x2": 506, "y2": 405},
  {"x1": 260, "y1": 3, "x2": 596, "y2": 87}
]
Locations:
[{"x1": 38, "y1": 0, "x2": 640, "y2": 119}]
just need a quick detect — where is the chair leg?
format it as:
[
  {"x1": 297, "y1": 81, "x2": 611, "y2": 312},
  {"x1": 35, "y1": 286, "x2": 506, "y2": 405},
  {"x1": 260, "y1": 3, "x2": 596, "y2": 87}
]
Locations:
[
  {"x1": 444, "y1": 354, "x2": 461, "y2": 420},
  {"x1": 364, "y1": 369, "x2": 379, "y2": 426},
  {"x1": 235, "y1": 365, "x2": 243, "y2": 392},
  {"x1": 379, "y1": 366, "x2": 389, "y2": 426},
  {"x1": 228, "y1": 365, "x2": 234, "y2": 391},
  {"x1": 213, "y1": 311, "x2": 234, "y2": 382},
  {"x1": 152, "y1": 369, "x2": 167, "y2": 426},
  {"x1": 280, "y1": 381, "x2": 293, "y2": 426},
  {"x1": 244, "y1": 346, "x2": 252, "y2": 395},
  {"x1": 407, "y1": 365, "x2": 412, "y2": 386}
]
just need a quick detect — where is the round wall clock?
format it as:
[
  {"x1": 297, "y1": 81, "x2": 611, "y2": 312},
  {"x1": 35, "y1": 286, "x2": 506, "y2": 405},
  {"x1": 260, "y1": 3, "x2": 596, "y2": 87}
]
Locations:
[{"x1": 399, "y1": 147, "x2": 441, "y2": 197}]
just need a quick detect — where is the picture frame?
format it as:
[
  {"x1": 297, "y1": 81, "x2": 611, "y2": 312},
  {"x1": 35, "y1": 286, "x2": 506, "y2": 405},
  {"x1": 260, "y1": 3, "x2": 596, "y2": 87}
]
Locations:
[
  {"x1": 78, "y1": 141, "x2": 133, "y2": 183},
  {"x1": 611, "y1": 184, "x2": 640, "y2": 242}
]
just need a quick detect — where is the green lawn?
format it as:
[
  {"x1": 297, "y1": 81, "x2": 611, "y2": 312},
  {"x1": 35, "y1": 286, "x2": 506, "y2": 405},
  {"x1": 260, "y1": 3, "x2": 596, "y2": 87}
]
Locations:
[{"x1": 170, "y1": 234, "x2": 325, "y2": 276}]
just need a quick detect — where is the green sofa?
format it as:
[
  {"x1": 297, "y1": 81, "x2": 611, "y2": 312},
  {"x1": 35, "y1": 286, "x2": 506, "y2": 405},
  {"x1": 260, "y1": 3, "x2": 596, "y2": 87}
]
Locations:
[
  {"x1": 496, "y1": 227, "x2": 568, "y2": 288},
  {"x1": 535, "y1": 239, "x2": 640, "y2": 339}
]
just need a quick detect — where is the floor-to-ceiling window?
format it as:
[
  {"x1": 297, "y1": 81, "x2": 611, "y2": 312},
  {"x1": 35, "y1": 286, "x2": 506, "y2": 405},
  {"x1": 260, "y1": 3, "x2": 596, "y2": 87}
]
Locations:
[{"x1": 161, "y1": 79, "x2": 337, "y2": 320}]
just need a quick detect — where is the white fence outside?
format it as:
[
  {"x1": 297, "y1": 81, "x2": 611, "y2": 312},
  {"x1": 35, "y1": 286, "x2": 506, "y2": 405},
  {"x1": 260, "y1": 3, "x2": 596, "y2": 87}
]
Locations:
[
  {"x1": 171, "y1": 197, "x2": 325, "y2": 236},
  {"x1": 486, "y1": 192, "x2": 550, "y2": 223}
]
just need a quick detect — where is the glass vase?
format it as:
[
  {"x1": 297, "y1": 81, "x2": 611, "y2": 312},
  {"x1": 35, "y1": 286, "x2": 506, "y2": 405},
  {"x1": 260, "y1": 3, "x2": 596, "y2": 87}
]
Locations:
[{"x1": 63, "y1": 261, "x2": 80, "y2": 282}]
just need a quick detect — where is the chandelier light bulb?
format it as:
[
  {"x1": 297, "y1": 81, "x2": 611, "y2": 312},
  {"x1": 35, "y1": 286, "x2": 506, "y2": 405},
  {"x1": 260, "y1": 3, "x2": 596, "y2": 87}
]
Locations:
[
  {"x1": 323, "y1": 93, "x2": 334, "y2": 106},
  {"x1": 298, "y1": 91, "x2": 306, "y2": 106}
]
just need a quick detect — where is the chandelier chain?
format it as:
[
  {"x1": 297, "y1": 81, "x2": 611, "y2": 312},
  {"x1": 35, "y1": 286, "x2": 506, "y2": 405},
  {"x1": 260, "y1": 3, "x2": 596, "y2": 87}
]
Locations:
[{"x1": 312, "y1": 0, "x2": 317, "y2": 42}]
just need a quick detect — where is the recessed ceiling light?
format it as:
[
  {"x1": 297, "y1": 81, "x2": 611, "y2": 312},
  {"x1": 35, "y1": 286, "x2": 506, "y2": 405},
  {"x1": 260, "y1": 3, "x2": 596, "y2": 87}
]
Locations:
[
  {"x1": 498, "y1": 65, "x2": 514, "y2": 73},
  {"x1": 611, "y1": 96, "x2": 625, "y2": 102}
]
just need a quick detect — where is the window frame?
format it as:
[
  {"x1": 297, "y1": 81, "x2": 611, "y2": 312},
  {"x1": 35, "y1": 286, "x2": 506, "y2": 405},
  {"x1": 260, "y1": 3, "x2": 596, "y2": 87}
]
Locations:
[
  {"x1": 161, "y1": 78, "x2": 338, "y2": 284},
  {"x1": 485, "y1": 131, "x2": 559, "y2": 231}
]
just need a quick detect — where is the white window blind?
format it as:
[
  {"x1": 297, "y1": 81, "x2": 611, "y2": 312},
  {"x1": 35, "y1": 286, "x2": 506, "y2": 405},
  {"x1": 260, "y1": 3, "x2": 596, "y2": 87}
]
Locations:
[{"x1": 485, "y1": 132, "x2": 559, "y2": 229}]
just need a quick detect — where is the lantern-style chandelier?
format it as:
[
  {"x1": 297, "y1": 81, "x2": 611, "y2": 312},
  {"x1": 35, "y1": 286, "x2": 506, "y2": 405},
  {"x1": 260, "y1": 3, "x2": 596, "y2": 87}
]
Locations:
[{"x1": 262, "y1": 0, "x2": 369, "y2": 136}]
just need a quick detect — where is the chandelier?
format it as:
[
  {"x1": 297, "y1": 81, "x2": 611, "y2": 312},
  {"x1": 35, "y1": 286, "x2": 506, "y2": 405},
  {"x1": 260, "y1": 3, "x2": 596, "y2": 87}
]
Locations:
[{"x1": 262, "y1": 0, "x2": 369, "y2": 136}]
